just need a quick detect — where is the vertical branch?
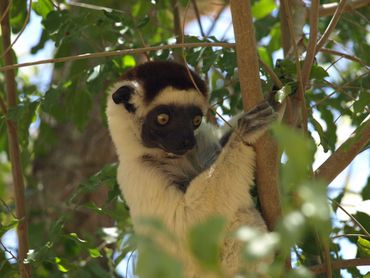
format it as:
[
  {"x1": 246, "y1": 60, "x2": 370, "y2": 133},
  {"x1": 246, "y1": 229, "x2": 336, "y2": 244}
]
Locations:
[
  {"x1": 279, "y1": 0, "x2": 291, "y2": 55},
  {"x1": 230, "y1": 0, "x2": 263, "y2": 109},
  {"x1": 170, "y1": 0, "x2": 186, "y2": 64},
  {"x1": 230, "y1": 0, "x2": 281, "y2": 231},
  {"x1": 301, "y1": 0, "x2": 319, "y2": 91},
  {"x1": 0, "y1": 1, "x2": 31, "y2": 277}
]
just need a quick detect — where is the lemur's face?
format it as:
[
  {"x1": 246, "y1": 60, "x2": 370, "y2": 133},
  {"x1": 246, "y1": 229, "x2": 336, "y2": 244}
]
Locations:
[
  {"x1": 110, "y1": 61, "x2": 209, "y2": 155},
  {"x1": 141, "y1": 104, "x2": 203, "y2": 155}
]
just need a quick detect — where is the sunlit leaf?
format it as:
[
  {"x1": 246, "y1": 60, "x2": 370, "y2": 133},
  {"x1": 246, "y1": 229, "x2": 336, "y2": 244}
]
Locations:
[
  {"x1": 69, "y1": 233, "x2": 87, "y2": 244},
  {"x1": 252, "y1": 0, "x2": 276, "y2": 20},
  {"x1": 258, "y1": 46, "x2": 272, "y2": 68},
  {"x1": 55, "y1": 257, "x2": 69, "y2": 273},
  {"x1": 358, "y1": 237, "x2": 370, "y2": 258},
  {"x1": 32, "y1": 0, "x2": 54, "y2": 18},
  {"x1": 88, "y1": 248, "x2": 102, "y2": 258},
  {"x1": 275, "y1": 85, "x2": 292, "y2": 103}
]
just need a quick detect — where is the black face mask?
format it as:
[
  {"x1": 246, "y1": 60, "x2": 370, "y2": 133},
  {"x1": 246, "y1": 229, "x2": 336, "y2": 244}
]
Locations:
[{"x1": 141, "y1": 105, "x2": 203, "y2": 155}]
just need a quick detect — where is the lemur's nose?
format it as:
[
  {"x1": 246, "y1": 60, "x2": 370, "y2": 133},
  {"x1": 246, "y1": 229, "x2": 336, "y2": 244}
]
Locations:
[{"x1": 182, "y1": 137, "x2": 195, "y2": 149}]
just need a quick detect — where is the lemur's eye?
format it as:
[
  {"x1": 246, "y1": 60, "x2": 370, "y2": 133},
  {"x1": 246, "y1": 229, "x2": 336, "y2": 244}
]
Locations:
[
  {"x1": 193, "y1": 115, "x2": 202, "y2": 128},
  {"x1": 157, "y1": 113, "x2": 170, "y2": 125}
]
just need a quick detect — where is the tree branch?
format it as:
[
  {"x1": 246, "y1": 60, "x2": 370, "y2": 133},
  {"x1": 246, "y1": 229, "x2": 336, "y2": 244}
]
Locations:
[
  {"x1": 316, "y1": 0, "x2": 347, "y2": 52},
  {"x1": 230, "y1": 0, "x2": 281, "y2": 231},
  {"x1": 0, "y1": 1, "x2": 31, "y2": 277},
  {"x1": 309, "y1": 258, "x2": 370, "y2": 274},
  {"x1": 0, "y1": 42, "x2": 235, "y2": 72},
  {"x1": 190, "y1": 0, "x2": 206, "y2": 37},
  {"x1": 317, "y1": 0, "x2": 370, "y2": 17},
  {"x1": 315, "y1": 118, "x2": 370, "y2": 184},
  {"x1": 320, "y1": 48, "x2": 367, "y2": 66},
  {"x1": 282, "y1": 1, "x2": 306, "y2": 128},
  {"x1": 171, "y1": 0, "x2": 186, "y2": 64},
  {"x1": 1, "y1": 0, "x2": 32, "y2": 59},
  {"x1": 301, "y1": 0, "x2": 319, "y2": 90},
  {"x1": 300, "y1": 0, "x2": 319, "y2": 133},
  {"x1": 279, "y1": 0, "x2": 291, "y2": 56}
]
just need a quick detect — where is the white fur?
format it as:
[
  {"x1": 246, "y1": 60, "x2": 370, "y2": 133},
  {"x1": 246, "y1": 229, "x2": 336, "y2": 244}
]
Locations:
[{"x1": 106, "y1": 83, "x2": 269, "y2": 277}]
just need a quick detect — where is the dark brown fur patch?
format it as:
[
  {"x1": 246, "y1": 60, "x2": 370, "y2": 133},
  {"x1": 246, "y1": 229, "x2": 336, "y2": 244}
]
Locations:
[{"x1": 121, "y1": 61, "x2": 208, "y2": 103}]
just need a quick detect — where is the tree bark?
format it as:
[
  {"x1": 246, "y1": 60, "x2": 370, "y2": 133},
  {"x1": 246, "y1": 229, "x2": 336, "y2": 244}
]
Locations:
[
  {"x1": 0, "y1": 1, "x2": 31, "y2": 277},
  {"x1": 230, "y1": 0, "x2": 281, "y2": 231},
  {"x1": 315, "y1": 118, "x2": 370, "y2": 184}
]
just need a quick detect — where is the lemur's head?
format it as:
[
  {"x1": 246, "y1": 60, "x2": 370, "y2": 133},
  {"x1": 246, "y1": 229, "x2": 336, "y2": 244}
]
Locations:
[{"x1": 107, "y1": 61, "x2": 208, "y2": 156}]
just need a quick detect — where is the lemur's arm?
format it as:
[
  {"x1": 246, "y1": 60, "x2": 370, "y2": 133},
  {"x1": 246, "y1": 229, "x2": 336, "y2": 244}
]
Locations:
[{"x1": 182, "y1": 101, "x2": 276, "y2": 224}]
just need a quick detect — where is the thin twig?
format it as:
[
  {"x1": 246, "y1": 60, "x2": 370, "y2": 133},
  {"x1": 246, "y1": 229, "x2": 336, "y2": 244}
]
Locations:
[
  {"x1": 0, "y1": 0, "x2": 12, "y2": 23},
  {"x1": 311, "y1": 70, "x2": 369, "y2": 109},
  {"x1": 331, "y1": 199, "x2": 370, "y2": 237},
  {"x1": 331, "y1": 233, "x2": 370, "y2": 240},
  {"x1": 309, "y1": 258, "x2": 370, "y2": 274},
  {"x1": 0, "y1": 42, "x2": 235, "y2": 72},
  {"x1": 67, "y1": 0, "x2": 124, "y2": 13},
  {"x1": 320, "y1": 47, "x2": 367, "y2": 66},
  {"x1": 323, "y1": 79, "x2": 370, "y2": 113},
  {"x1": 206, "y1": 5, "x2": 227, "y2": 36},
  {"x1": 0, "y1": 240, "x2": 18, "y2": 262},
  {"x1": 317, "y1": 0, "x2": 370, "y2": 17},
  {"x1": 258, "y1": 57, "x2": 284, "y2": 89},
  {"x1": 191, "y1": 0, "x2": 206, "y2": 37},
  {"x1": 316, "y1": 0, "x2": 348, "y2": 52},
  {"x1": 1, "y1": 0, "x2": 32, "y2": 59}
]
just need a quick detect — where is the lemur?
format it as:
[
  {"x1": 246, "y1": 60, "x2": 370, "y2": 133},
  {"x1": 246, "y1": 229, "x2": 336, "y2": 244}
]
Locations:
[{"x1": 106, "y1": 61, "x2": 276, "y2": 277}]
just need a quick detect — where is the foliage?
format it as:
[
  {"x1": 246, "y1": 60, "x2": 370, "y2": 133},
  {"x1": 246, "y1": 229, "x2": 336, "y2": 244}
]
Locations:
[{"x1": 0, "y1": 0, "x2": 369, "y2": 277}]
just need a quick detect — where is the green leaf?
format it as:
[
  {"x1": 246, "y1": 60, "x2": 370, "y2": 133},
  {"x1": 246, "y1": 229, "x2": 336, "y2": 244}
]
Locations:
[
  {"x1": 272, "y1": 123, "x2": 316, "y2": 189},
  {"x1": 353, "y1": 90, "x2": 370, "y2": 114},
  {"x1": 123, "y1": 55, "x2": 136, "y2": 68},
  {"x1": 353, "y1": 212, "x2": 370, "y2": 233},
  {"x1": 258, "y1": 46, "x2": 272, "y2": 68},
  {"x1": 268, "y1": 23, "x2": 282, "y2": 52},
  {"x1": 32, "y1": 0, "x2": 53, "y2": 18},
  {"x1": 311, "y1": 117, "x2": 331, "y2": 152},
  {"x1": 275, "y1": 85, "x2": 292, "y2": 103},
  {"x1": 309, "y1": 65, "x2": 329, "y2": 80},
  {"x1": 55, "y1": 257, "x2": 69, "y2": 273},
  {"x1": 88, "y1": 248, "x2": 102, "y2": 258},
  {"x1": 358, "y1": 237, "x2": 370, "y2": 258},
  {"x1": 69, "y1": 232, "x2": 87, "y2": 244},
  {"x1": 361, "y1": 177, "x2": 370, "y2": 201},
  {"x1": 188, "y1": 216, "x2": 226, "y2": 272},
  {"x1": 252, "y1": 0, "x2": 276, "y2": 20},
  {"x1": 137, "y1": 15, "x2": 150, "y2": 28},
  {"x1": 0, "y1": 220, "x2": 18, "y2": 238}
]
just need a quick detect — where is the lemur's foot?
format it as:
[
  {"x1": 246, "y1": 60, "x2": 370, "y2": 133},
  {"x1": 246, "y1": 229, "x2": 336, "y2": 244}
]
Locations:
[{"x1": 237, "y1": 101, "x2": 277, "y2": 144}]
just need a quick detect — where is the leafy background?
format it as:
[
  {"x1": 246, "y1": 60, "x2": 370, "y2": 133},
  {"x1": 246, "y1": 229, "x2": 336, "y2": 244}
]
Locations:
[{"x1": 0, "y1": 0, "x2": 369, "y2": 277}]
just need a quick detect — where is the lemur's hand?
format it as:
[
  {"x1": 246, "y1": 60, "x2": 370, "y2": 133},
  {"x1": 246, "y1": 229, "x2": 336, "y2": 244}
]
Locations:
[{"x1": 237, "y1": 101, "x2": 277, "y2": 144}]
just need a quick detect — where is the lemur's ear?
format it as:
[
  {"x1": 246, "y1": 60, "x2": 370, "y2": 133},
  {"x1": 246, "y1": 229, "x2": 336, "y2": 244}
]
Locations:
[{"x1": 112, "y1": 85, "x2": 136, "y2": 113}]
